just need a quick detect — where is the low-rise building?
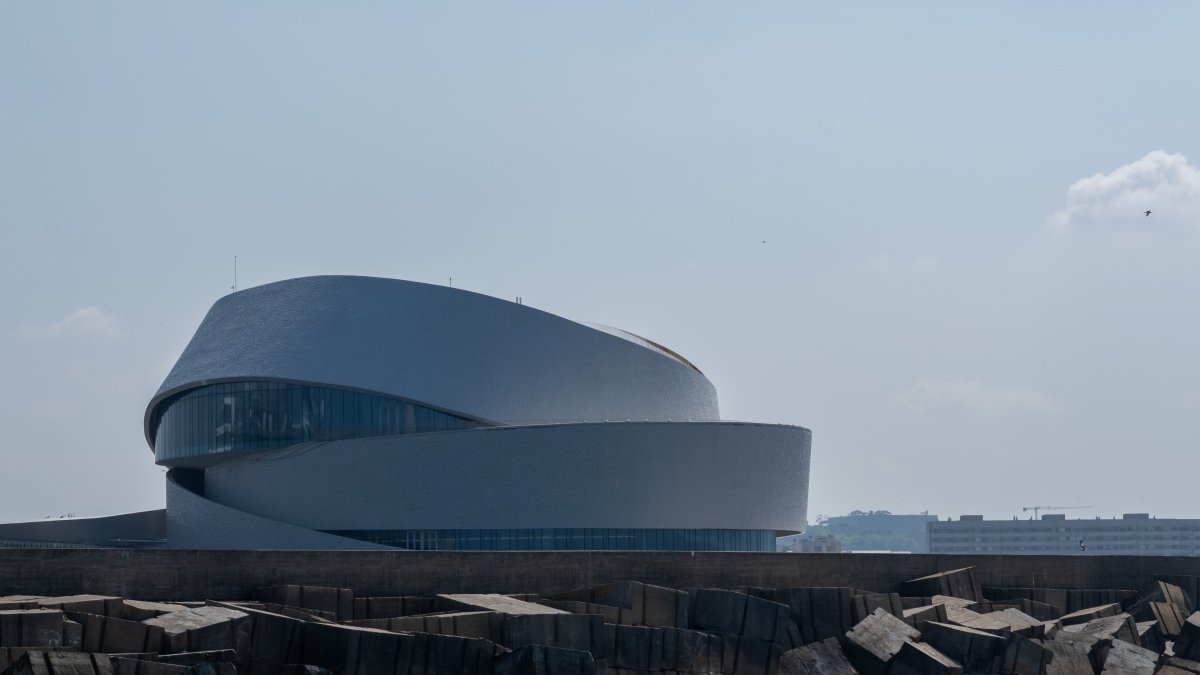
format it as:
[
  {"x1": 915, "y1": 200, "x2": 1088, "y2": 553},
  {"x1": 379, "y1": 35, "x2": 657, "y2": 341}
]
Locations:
[{"x1": 928, "y1": 513, "x2": 1200, "y2": 555}]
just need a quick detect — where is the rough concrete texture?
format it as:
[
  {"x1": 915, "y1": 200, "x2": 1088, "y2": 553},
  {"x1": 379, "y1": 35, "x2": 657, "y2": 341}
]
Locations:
[
  {"x1": 1058, "y1": 612, "x2": 1140, "y2": 646},
  {"x1": 900, "y1": 569, "x2": 982, "y2": 603},
  {"x1": 2, "y1": 551, "x2": 1200, "y2": 601},
  {"x1": 777, "y1": 638, "x2": 857, "y2": 675},
  {"x1": 918, "y1": 621, "x2": 1004, "y2": 673},
  {"x1": 900, "y1": 603, "x2": 947, "y2": 626},
  {"x1": 5, "y1": 564, "x2": 1200, "y2": 674},
  {"x1": 888, "y1": 640, "x2": 962, "y2": 675},
  {"x1": 438, "y1": 594, "x2": 565, "y2": 616},
  {"x1": 1175, "y1": 611, "x2": 1200, "y2": 661},
  {"x1": 551, "y1": 581, "x2": 689, "y2": 629},
  {"x1": 0, "y1": 611, "x2": 64, "y2": 649},
  {"x1": 842, "y1": 608, "x2": 919, "y2": 675},
  {"x1": 1098, "y1": 637, "x2": 1158, "y2": 673},
  {"x1": 1038, "y1": 638, "x2": 1098, "y2": 675}
]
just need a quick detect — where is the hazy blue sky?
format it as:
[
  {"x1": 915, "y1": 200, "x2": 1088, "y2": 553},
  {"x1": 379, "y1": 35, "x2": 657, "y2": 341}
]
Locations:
[{"x1": 2, "y1": 3, "x2": 1198, "y2": 524}]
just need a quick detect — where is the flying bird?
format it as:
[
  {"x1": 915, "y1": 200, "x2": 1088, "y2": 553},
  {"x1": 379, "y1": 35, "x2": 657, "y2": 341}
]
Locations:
[
  {"x1": 1145, "y1": 210, "x2": 1152, "y2": 217},
  {"x1": 1079, "y1": 539, "x2": 1087, "y2": 552}
]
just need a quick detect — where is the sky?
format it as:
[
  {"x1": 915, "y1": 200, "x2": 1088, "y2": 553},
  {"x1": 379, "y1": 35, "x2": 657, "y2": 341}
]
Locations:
[{"x1": 2, "y1": 3, "x2": 1198, "y2": 525}]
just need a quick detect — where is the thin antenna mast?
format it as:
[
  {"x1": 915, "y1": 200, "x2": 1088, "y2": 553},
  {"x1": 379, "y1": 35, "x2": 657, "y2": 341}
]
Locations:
[{"x1": 231, "y1": 256, "x2": 238, "y2": 292}]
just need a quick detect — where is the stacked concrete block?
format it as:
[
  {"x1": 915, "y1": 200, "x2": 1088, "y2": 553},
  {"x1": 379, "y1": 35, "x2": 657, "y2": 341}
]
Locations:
[
  {"x1": 110, "y1": 655, "x2": 237, "y2": 674},
  {"x1": 250, "y1": 588, "x2": 352, "y2": 624},
  {"x1": 1152, "y1": 602, "x2": 1189, "y2": 638},
  {"x1": 299, "y1": 621, "x2": 496, "y2": 675},
  {"x1": 997, "y1": 634, "x2": 1053, "y2": 675},
  {"x1": 494, "y1": 644, "x2": 596, "y2": 675},
  {"x1": 918, "y1": 621, "x2": 1004, "y2": 673},
  {"x1": 1036, "y1": 638, "x2": 1097, "y2": 675},
  {"x1": 535, "y1": 601, "x2": 620, "y2": 625},
  {"x1": 1135, "y1": 620, "x2": 1165, "y2": 653},
  {"x1": 1127, "y1": 581, "x2": 1193, "y2": 622},
  {"x1": 900, "y1": 603, "x2": 947, "y2": 627},
  {"x1": 900, "y1": 568, "x2": 982, "y2": 603},
  {"x1": 1058, "y1": 603, "x2": 1122, "y2": 626},
  {"x1": 2, "y1": 651, "x2": 115, "y2": 675},
  {"x1": 118, "y1": 602, "x2": 189, "y2": 624},
  {"x1": 687, "y1": 588, "x2": 799, "y2": 674},
  {"x1": 437, "y1": 595, "x2": 564, "y2": 617},
  {"x1": 688, "y1": 589, "x2": 795, "y2": 647},
  {"x1": 351, "y1": 596, "x2": 434, "y2": 620},
  {"x1": 841, "y1": 608, "x2": 919, "y2": 675},
  {"x1": 0, "y1": 611, "x2": 65, "y2": 649},
  {"x1": 981, "y1": 608, "x2": 1046, "y2": 637},
  {"x1": 143, "y1": 607, "x2": 250, "y2": 655},
  {"x1": 752, "y1": 588, "x2": 854, "y2": 645},
  {"x1": 599, "y1": 624, "x2": 721, "y2": 674},
  {"x1": 1173, "y1": 611, "x2": 1200, "y2": 661},
  {"x1": 218, "y1": 605, "x2": 306, "y2": 669},
  {"x1": 888, "y1": 640, "x2": 962, "y2": 675},
  {"x1": 239, "y1": 605, "x2": 332, "y2": 625},
  {"x1": 942, "y1": 607, "x2": 1012, "y2": 634},
  {"x1": 1058, "y1": 613, "x2": 1140, "y2": 647},
  {"x1": 64, "y1": 613, "x2": 164, "y2": 655},
  {"x1": 0, "y1": 601, "x2": 42, "y2": 613},
  {"x1": 1161, "y1": 656, "x2": 1200, "y2": 674},
  {"x1": 346, "y1": 611, "x2": 503, "y2": 642},
  {"x1": 550, "y1": 582, "x2": 689, "y2": 629},
  {"x1": 36, "y1": 597, "x2": 124, "y2": 618},
  {"x1": 777, "y1": 638, "x2": 857, "y2": 675},
  {"x1": 848, "y1": 593, "x2": 903, "y2": 625},
  {"x1": 502, "y1": 613, "x2": 603, "y2": 654},
  {"x1": 984, "y1": 588, "x2": 1137, "y2": 616},
  {"x1": 1096, "y1": 638, "x2": 1158, "y2": 674}
]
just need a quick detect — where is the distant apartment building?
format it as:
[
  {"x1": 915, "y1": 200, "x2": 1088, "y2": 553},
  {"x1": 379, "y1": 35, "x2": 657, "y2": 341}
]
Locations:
[{"x1": 928, "y1": 513, "x2": 1200, "y2": 555}]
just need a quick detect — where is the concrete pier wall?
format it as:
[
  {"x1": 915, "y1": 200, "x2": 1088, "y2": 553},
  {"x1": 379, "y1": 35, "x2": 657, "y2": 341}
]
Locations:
[{"x1": 2, "y1": 550, "x2": 1199, "y2": 600}]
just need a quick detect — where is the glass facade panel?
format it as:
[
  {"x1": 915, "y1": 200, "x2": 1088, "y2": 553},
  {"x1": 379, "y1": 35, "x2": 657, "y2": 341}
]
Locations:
[
  {"x1": 322, "y1": 528, "x2": 777, "y2": 552},
  {"x1": 152, "y1": 380, "x2": 483, "y2": 461}
]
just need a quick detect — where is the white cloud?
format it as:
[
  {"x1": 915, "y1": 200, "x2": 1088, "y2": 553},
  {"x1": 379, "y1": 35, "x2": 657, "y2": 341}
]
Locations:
[
  {"x1": 1048, "y1": 151, "x2": 1200, "y2": 235},
  {"x1": 19, "y1": 307, "x2": 124, "y2": 340},
  {"x1": 895, "y1": 378, "x2": 1058, "y2": 416}
]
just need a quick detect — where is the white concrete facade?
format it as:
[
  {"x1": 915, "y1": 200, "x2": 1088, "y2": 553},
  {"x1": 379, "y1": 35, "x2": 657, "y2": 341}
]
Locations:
[{"x1": 147, "y1": 276, "x2": 811, "y2": 550}]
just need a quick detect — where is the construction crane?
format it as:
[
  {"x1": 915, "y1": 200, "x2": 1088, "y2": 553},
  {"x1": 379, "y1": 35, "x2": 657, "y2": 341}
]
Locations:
[{"x1": 1022, "y1": 505, "x2": 1091, "y2": 519}]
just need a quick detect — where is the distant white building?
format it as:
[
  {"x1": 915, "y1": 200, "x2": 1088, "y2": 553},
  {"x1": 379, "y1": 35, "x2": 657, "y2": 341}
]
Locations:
[{"x1": 928, "y1": 513, "x2": 1200, "y2": 555}]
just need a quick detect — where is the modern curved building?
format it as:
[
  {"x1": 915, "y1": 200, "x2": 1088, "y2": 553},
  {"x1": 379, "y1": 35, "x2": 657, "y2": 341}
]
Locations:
[{"x1": 6, "y1": 275, "x2": 812, "y2": 550}]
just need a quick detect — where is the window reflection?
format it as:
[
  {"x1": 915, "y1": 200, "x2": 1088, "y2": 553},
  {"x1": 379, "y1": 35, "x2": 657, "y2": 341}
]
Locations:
[{"x1": 152, "y1": 380, "x2": 482, "y2": 460}]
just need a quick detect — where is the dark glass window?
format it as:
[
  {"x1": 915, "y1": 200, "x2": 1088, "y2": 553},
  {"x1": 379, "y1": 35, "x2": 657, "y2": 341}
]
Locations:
[
  {"x1": 152, "y1": 380, "x2": 484, "y2": 461},
  {"x1": 320, "y1": 528, "x2": 777, "y2": 552}
]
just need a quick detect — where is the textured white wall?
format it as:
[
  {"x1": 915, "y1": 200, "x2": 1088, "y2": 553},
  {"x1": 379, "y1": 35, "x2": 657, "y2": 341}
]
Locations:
[
  {"x1": 201, "y1": 421, "x2": 810, "y2": 534},
  {"x1": 148, "y1": 276, "x2": 719, "y2": 443}
]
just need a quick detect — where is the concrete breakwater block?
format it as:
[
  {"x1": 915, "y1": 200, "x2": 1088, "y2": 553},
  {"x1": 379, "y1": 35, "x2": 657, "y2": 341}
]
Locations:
[
  {"x1": 0, "y1": 611, "x2": 65, "y2": 649},
  {"x1": 351, "y1": 596, "x2": 434, "y2": 620},
  {"x1": 1058, "y1": 603, "x2": 1122, "y2": 626},
  {"x1": 64, "y1": 613, "x2": 164, "y2": 655},
  {"x1": 551, "y1": 581, "x2": 689, "y2": 629},
  {"x1": 918, "y1": 621, "x2": 1004, "y2": 673},
  {"x1": 901, "y1": 568, "x2": 982, "y2": 603},
  {"x1": 842, "y1": 608, "x2": 919, "y2": 675},
  {"x1": 143, "y1": 607, "x2": 250, "y2": 655},
  {"x1": 777, "y1": 638, "x2": 857, "y2": 675},
  {"x1": 346, "y1": 610, "x2": 503, "y2": 642},
  {"x1": 687, "y1": 588, "x2": 796, "y2": 649},
  {"x1": 250, "y1": 588, "x2": 352, "y2": 624},
  {"x1": 751, "y1": 588, "x2": 854, "y2": 645},
  {"x1": 888, "y1": 640, "x2": 962, "y2": 675},
  {"x1": 2, "y1": 651, "x2": 114, "y2": 675}
]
